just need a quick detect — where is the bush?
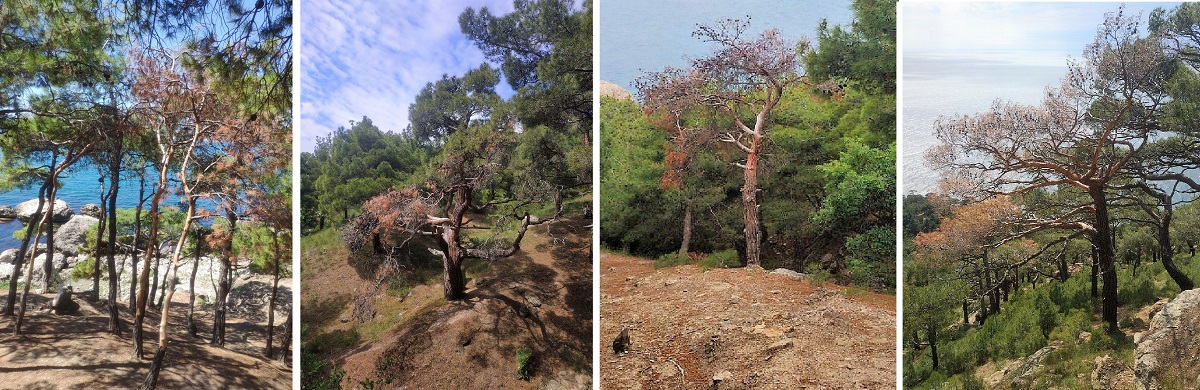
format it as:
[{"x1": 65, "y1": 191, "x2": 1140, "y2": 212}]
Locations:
[
  {"x1": 70, "y1": 257, "x2": 97, "y2": 281},
  {"x1": 702, "y1": 249, "x2": 739, "y2": 269},
  {"x1": 515, "y1": 345, "x2": 534, "y2": 380},
  {"x1": 654, "y1": 252, "x2": 690, "y2": 268}
]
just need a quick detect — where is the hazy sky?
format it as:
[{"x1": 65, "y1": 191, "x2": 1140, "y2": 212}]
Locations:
[
  {"x1": 299, "y1": 0, "x2": 516, "y2": 152},
  {"x1": 901, "y1": 1, "x2": 1185, "y2": 194}
]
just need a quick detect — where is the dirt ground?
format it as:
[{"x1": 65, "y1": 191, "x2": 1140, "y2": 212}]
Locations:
[
  {"x1": 0, "y1": 287, "x2": 291, "y2": 389},
  {"x1": 303, "y1": 213, "x2": 593, "y2": 389},
  {"x1": 600, "y1": 253, "x2": 896, "y2": 389}
]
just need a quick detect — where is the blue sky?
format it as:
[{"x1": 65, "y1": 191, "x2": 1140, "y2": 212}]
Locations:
[{"x1": 299, "y1": 0, "x2": 516, "y2": 152}]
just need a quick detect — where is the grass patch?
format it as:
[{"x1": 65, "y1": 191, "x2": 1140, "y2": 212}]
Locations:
[
  {"x1": 701, "y1": 249, "x2": 739, "y2": 269},
  {"x1": 654, "y1": 252, "x2": 690, "y2": 269},
  {"x1": 515, "y1": 345, "x2": 534, "y2": 380}
]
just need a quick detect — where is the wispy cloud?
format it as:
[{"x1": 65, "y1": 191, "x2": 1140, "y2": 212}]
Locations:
[
  {"x1": 300, "y1": 0, "x2": 515, "y2": 152},
  {"x1": 903, "y1": 2, "x2": 1179, "y2": 66}
]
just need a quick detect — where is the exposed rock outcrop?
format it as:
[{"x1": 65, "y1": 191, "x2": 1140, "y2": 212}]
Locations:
[
  {"x1": 598, "y1": 80, "x2": 634, "y2": 101},
  {"x1": 0, "y1": 205, "x2": 16, "y2": 219},
  {"x1": 79, "y1": 203, "x2": 103, "y2": 219},
  {"x1": 1135, "y1": 289, "x2": 1200, "y2": 390},
  {"x1": 53, "y1": 215, "x2": 99, "y2": 256},
  {"x1": 14, "y1": 198, "x2": 73, "y2": 223}
]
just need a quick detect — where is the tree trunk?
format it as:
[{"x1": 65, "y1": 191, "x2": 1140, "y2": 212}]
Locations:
[
  {"x1": 742, "y1": 133, "x2": 763, "y2": 267},
  {"x1": 277, "y1": 310, "x2": 292, "y2": 361},
  {"x1": 1158, "y1": 201, "x2": 1193, "y2": 290},
  {"x1": 145, "y1": 198, "x2": 196, "y2": 386},
  {"x1": 679, "y1": 204, "x2": 693, "y2": 255},
  {"x1": 15, "y1": 208, "x2": 54, "y2": 335},
  {"x1": 929, "y1": 325, "x2": 939, "y2": 370},
  {"x1": 1090, "y1": 188, "x2": 1118, "y2": 333},
  {"x1": 212, "y1": 208, "x2": 236, "y2": 346},
  {"x1": 134, "y1": 174, "x2": 169, "y2": 358},
  {"x1": 42, "y1": 181, "x2": 58, "y2": 293},
  {"x1": 130, "y1": 176, "x2": 146, "y2": 315},
  {"x1": 962, "y1": 298, "x2": 969, "y2": 325},
  {"x1": 93, "y1": 178, "x2": 106, "y2": 300},
  {"x1": 1091, "y1": 244, "x2": 1099, "y2": 298},
  {"x1": 141, "y1": 345, "x2": 166, "y2": 390},
  {"x1": 4, "y1": 183, "x2": 48, "y2": 317},
  {"x1": 264, "y1": 232, "x2": 281, "y2": 357},
  {"x1": 187, "y1": 228, "x2": 201, "y2": 337}
]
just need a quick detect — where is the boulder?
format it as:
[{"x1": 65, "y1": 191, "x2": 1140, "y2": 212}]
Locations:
[
  {"x1": 0, "y1": 263, "x2": 14, "y2": 280},
  {"x1": 52, "y1": 215, "x2": 99, "y2": 256},
  {"x1": 613, "y1": 327, "x2": 630, "y2": 354},
  {"x1": 14, "y1": 198, "x2": 73, "y2": 223},
  {"x1": 0, "y1": 248, "x2": 17, "y2": 264},
  {"x1": 771, "y1": 268, "x2": 810, "y2": 281},
  {"x1": 1135, "y1": 289, "x2": 1200, "y2": 390},
  {"x1": 0, "y1": 205, "x2": 15, "y2": 219},
  {"x1": 1092, "y1": 354, "x2": 1133, "y2": 390},
  {"x1": 79, "y1": 203, "x2": 103, "y2": 219},
  {"x1": 51, "y1": 285, "x2": 79, "y2": 315}
]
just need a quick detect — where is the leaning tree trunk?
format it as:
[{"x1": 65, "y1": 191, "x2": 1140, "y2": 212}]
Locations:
[
  {"x1": 144, "y1": 198, "x2": 196, "y2": 389},
  {"x1": 134, "y1": 178, "x2": 169, "y2": 358},
  {"x1": 4, "y1": 183, "x2": 48, "y2": 317},
  {"x1": 15, "y1": 210, "x2": 53, "y2": 335},
  {"x1": 1090, "y1": 187, "x2": 1119, "y2": 333},
  {"x1": 1158, "y1": 200, "x2": 1193, "y2": 290}
]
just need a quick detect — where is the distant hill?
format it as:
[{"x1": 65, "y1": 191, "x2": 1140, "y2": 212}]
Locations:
[{"x1": 598, "y1": 80, "x2": 633, "y2": 101}]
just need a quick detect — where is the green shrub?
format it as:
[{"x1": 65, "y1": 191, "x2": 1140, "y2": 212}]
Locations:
[
  {"x1": 70, "y1": 257, "x2": 98, "y2": 281},
  {"x1": 654, "y1": 252, "x2": 690, "y2": 268},
  {"x1": 701, "y1": 249, "x2": 739, "y2": 269},
  {"x1": 515, "y1": 345, "x2": 534, "y2": 380}
]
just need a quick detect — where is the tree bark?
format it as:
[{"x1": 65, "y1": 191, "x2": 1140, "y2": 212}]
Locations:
[
  {"x1": 679, "y1": 204, "x2": 693, "y2": 255},
  {"x1": 264, "y1": 232, "x2": 281, "y2": 357},
  {"x1": 929, "y1": 326, "x2": 939, "y2": 370},
  {"x1": 1090, "y1": 188, "x2": 1118, "y2": 333},
  {"x1": 212, "y1": 208, "x2": 236, "y2": 346},
  {"x1": 129, "y1": 176, "x2": 146, "y2": 315},
  {"x1": 187, "y1": 227, "x2": 201, "y2": 337},
  {"x1": 1158, "y1": 200, "x2": 1193, "y2": 290},
  {"x1": 14, "y1": 209, "x2": 53, "y2": 335},
  {"x1": 1091, "y1": 244, "x2": 1099, "y2": 298},
  {"x1": 144, "y1": 198, "x2": 196, "y2": 386},
  {"x1": 42, "y1": 179, "x2": 58, "y2": 294},
  {"x1": 4, "y1": 183, "x2": 48, "y2": 317},
  {"x1": 93, "y1": 178, "x2": 106, "y2": 301},
  {"x1": 134, "y1": 170, "x2": 169, "y2": 358},
  {"x1": 742, "y1": 132, "x2": 763, "y2": 267}
]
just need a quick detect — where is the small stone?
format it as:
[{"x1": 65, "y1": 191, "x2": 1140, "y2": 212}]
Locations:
[
  {"x1": 524, "y1": 293, "x2": 542, "y2": 308},
  {"x1": 766, "y1": 338, "x2": 793, "y2": 353},
  {"x1": 712, "y1": 370, "x2": 733, "y2": 383}
]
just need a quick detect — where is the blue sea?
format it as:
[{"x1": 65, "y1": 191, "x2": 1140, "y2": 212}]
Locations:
[
  {"x1": 0, "y1": 157, "x2": 179, "y2": 250},
  {"x1": 902, "y1": 51, "x2": 1067, "y2": 195},
  {"x1": 599, "y1": 0, "x2": 855, "y2": 97}
]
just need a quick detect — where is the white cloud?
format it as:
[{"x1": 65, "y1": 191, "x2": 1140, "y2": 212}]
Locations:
[{"x1": 299, "y1": 0, "x2": 515, "y2": 151}]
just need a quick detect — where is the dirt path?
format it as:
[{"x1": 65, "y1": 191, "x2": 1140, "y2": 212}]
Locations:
[
  {"x1": 308, "y1": 213, "x2": 593, "y2": 389},
  {"x1": 600, "y1": 253, "x2": 895, "y2": 389},
  {"x1": 0, "y1": 290, "x2": 291, "y2": 389}
]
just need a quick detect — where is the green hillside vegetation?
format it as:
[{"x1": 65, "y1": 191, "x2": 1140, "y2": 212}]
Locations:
[
  {"x1": 600, "y1": 0, "x2": 897, "y2": 293},
  {"x1": 904, "y1": 5, "x2": 1200, "y2": 388}
]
